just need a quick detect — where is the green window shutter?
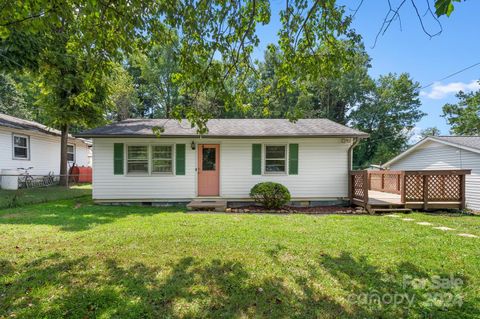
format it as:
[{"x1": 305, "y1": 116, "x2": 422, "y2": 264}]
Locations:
[
  {"x1": 289, "y1": 144, "x2": 298, "y2": 175},
  {"x1": 113, "y1": 143, "x2": 124, "y2": 175},
  {"x1": 176, "y1": 144, "x2": 186, "y2": 175},
  {"x1": 252, "y1": 144, "x2": 262, "y2": 175}
]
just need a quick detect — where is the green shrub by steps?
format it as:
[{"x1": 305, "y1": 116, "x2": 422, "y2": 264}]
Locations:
[{"x1": 249, "y1": 182, "x2": 291, "y2": 209}]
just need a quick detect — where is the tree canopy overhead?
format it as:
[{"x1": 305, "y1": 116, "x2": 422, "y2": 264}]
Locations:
[
  {"x1": 0, "y1": 0, "x2": 470, "y2": 175},
  {"x1": 0, "y1": 0, "x2": 274, "y2": 182}
]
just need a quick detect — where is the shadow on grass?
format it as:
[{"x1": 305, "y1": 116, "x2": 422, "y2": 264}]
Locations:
[
  {"x1": 0, "y1": 186, "x2": 92, "y2": 210},
  {"x1": 0, "y1": 198, "x2": 185, "y2": 231},
  {"x1": 317, "y1": 252, "x2": 475, "y2": 318},
  {"x1": 1, "y1": 251, "x2": 476, "y2": 318}
]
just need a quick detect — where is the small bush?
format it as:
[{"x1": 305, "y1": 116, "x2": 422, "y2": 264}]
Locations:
[{"x1": 249, "y1": 182, "x2": 291, "y2": 209}]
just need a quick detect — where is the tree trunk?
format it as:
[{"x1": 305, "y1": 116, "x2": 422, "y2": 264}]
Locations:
[{"x1": 59, "y1": 124, "x2": 69, "y2": 186}]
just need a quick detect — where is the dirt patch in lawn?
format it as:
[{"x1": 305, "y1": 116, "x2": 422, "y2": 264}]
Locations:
[
  {"x1": 0, "y1": 213, "x2": 24, "y2": 219},
  {"x1": 228, "y1": 205, "x2": 359, "y2": 214}
]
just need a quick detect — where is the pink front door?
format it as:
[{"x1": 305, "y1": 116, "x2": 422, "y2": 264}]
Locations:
[{"x1": 197, "y1": 144, "x2": 220, "y2": 196}]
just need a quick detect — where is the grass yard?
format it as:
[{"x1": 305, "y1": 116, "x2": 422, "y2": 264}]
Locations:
[
  {"x1": 0, "y1": 198, "x2": 479, "y2": 318},
  {"x1": 0, "y1": 184, "x2": 91, "y2": 209}
]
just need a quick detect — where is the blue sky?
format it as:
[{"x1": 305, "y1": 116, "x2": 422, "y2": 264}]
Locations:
[{"x1": 252, "y1": 0, "x2": 480, "y2": 135}]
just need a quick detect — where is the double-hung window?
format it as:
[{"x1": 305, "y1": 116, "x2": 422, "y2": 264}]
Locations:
[
  {"x1": 152, "y1": 145, "x2": 173, "y2": 173},
  {"x1": 265, "y1": 145, "x2": 286, "y2": 173},
  {"x1": 13, "y1": 134, "x2": 29, "y2": 160},
  {"x1": 67, "y1": 144, "x2": 75, "y2": 162},
  {"x1": 127, "y1": 145, "x2": 149, "y2": 173}
]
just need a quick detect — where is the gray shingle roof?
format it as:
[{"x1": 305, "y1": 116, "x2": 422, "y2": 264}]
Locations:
[
  {"x1": 76, "y1": 118, "x2": 368, "y2": 138},
  {"x1": 0, "y1": 113, "x2": 91, "y2": 143},
  {"x1": 0, "y1": 113, "x2": 62, "y2": 136},
  {"x1": 432, "y1": 136, "x2": 480, "y2": 151}
]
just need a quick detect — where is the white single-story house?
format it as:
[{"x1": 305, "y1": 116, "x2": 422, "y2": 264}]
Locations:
[
  {"x1": 383, "y1": 136, "x2": 480, "y2": 212},
  {"x1": 0, "y1": 113, "x2": 91, "y2": 185},
  {"x1": 77, "y1": 119, "x2": 368, "y2": 205}
]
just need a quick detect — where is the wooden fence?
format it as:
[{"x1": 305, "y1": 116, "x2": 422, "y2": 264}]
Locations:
[{"x1": 350, "y1": 169, "x2": 471, "y2": 209}]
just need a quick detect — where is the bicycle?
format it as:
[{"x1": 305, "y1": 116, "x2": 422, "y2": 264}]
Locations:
[
  {"x1": 17, "y1": 167, "x2": 34, "y2": 189},
  {"x1": 42, "y1": 171, "x2": 56, "y2": 187}
]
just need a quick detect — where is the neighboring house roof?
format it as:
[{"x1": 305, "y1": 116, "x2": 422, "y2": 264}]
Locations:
[
  {"x1": 383, "y1": 136, "x2": 480, "y2": 167},
  {"x1": 432, "y1": 136, "x2": 480, "y2": 151},
  {"x1": 0, "y1": 113, "x2": 62, "y2": 136},
  {"x1": 0, "y1": 113, "x2": 90, "y2": 143},
  {"x1": 76, "y1": 118, "x2": 368, "y2": 138}
]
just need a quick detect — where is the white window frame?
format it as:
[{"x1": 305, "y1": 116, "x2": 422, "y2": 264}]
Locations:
[
  {"x1": 151, "y1": 144, "x2": 175, "y2": 175},
  {"x1": 67, "y1": 143, "x2": 76, "y2": 163},
  {"x1": 12, "y1": 133, "x2": 30, "y2": 160},
  {"x1": 126, "y1": 144, "x2": 150, "y2": 175},
  {"x1": 263, "y1": 144, "x2": 288, "y2": 175}
]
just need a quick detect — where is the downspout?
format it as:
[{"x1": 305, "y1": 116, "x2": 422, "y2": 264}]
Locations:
[
  {"x1": 347, "y1": 137, "x2": 361, "y2": 202},
  {"x1": 348, "y1": 138, "x2": 360, "y2": 172}
]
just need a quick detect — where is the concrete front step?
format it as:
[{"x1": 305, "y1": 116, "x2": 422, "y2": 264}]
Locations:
[{"x1": 187, "y1": 200, "x2": 227, "y2": 212}]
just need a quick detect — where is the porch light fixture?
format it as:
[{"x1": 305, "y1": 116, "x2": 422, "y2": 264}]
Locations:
[{"x1": 191, "y1": 141, "x2": 196, "y2": 150}]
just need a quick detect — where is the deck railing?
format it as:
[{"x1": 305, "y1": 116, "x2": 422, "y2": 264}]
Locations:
[
  {"x1": 350, "y1": 170, "x2": 369, "y2": 206},
  {"x1": 402, "y1": 170, "x2": 470, "y2": 208},
  {"x1": 350, "y1": 169, "x2": 471, "y2": 209},
  {"x1": 368, "y1": 171, "x2": 403, "y2": 194}
]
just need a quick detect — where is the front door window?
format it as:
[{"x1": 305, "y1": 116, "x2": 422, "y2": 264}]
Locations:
[{"x1": 202, "y1": 147, "x2": 216, "y2": 171}]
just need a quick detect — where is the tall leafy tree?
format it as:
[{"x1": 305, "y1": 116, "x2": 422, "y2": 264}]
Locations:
[
  {"x1": 0, "y1": 72, "x2": 31, "y2": 119},
  {"x1": 108, "y1": 65, "x2": 139, "y2": 121},
  {"x1": 1, "y1": 0, "x2": 271, "y2": 183},
  {"x1": 297, "y1": 43, "x2": 372, "y2": 124},
  {"x1": 128, "y1": 44, "x2": 183, "y2": 119},
  {"x1": 242, "y1": 3, "x2": 372, "y2": 123},
  {"x1": 442, "y1": 89, "x2": 480, "y2": 135},
  {"x1": 350, "y1": 73, "x2": 425, "y2": 168},
  {"x1": 420, "y1": 127, "x2": 441, "y2": 138},
  {"x1": 268, "y1": 1, "x2": 365, "y2": 120},
  {"x1": 1, "y1": 0, "x2": 453, "y2": 173}
]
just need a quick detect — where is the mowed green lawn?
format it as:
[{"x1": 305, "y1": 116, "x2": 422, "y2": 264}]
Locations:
[
  {"x1": 0, "y1": 197, "x2": 479, "y2": 318},
  {"x1": 0, "y1": 184, "x2": 92, "y2": 209}
]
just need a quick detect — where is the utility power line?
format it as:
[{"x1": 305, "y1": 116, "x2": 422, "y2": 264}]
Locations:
[{"x1": 421, "y1": 61, "x2": 480, "y2": 89}]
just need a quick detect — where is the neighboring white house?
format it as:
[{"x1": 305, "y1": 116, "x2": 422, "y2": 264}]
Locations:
[
  {"x1": 0, "y1": 113, "x2": 91, "y2": 184},
  {"x1": 383, "y1": 136, "x2": 480, "y2": 212},
  {"x1": 77, "y1": 119, "x2": 368, "y2": 204}
]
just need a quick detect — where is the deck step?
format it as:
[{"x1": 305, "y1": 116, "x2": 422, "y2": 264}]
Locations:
[{"x1": 187, "y1": 200, "x2": 227, "y2": 212}]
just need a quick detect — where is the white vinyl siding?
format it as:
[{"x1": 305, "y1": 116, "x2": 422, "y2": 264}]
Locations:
[
  {"x1": 388, "y1": 140, "x2": 480, "y2": 211},
  {"x1": 91, "y1": 137, "x2": 351, "y2": 201},
  {"x1": 92, "y1": 138, "x2": 195, "y2": 200},
  {"x1": 0, "y1": 127, "x2": 91, "y2": 182},
  {"x1": 221, "y1": 138, "x2": 349, "y2": 199}
]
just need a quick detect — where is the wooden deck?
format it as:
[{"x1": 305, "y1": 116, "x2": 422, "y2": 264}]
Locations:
[
  {"x1": 350, "y1": 170, "x2": 471, "y2": 213},
  {"x1": 368, "y1": 190, "x2": 403, "y2": 206}
]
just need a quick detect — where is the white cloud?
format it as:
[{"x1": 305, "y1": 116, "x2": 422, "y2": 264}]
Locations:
[{"x1": 420, "y1": 80, "x2": 480, "y2": 100}]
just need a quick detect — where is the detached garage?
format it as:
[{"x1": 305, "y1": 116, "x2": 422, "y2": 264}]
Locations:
[{"x1": 383, "y1": 136, "x2": 480, "y2": 212}]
